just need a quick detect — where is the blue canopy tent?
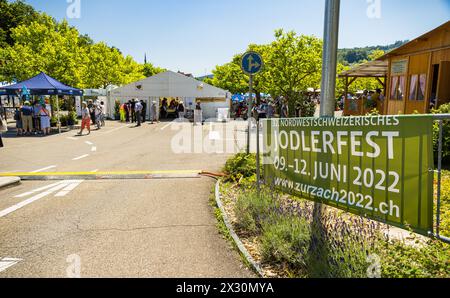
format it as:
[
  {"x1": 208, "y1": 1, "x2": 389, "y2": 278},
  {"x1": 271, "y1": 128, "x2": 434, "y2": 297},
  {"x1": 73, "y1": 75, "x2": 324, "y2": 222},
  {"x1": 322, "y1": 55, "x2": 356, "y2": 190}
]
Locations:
[
  {"x1": 0, "y1": 72, "x2": 83, "y2": 133},
  {"x1": 232, "y1": 94, "x2": 245, "y2": 102},
  {"x1": 0, "y1": 72, "x2": 82, "y2": 96}
]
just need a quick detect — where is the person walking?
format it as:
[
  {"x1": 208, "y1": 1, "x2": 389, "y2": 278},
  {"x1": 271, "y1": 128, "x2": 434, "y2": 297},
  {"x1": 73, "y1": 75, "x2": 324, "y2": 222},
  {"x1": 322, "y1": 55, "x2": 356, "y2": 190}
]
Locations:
[
  {"x1": 141, "y1": 100, "x2": 147, "y2": 123},
  {"x1": 39, "y1": 103, "x2": 51, "y2": 136},
  {"x1": 78, "y1": 102, "x2": 91, "y2": 136},
  {"x1": 94, "y1": 103, "x2": 103, "y2": 130},
  {"x1": 21, "y1": 101, "x2": 33, "y2": 135},
  {"x1": 150, "y1": 101, "x2": 158, "y2": 124},
  {"x1": 100, "y1": 101, "x2": 106, "y2": 126},
  {"x1": 135, "y1": 99, "x2": 143, "y2": 127}
]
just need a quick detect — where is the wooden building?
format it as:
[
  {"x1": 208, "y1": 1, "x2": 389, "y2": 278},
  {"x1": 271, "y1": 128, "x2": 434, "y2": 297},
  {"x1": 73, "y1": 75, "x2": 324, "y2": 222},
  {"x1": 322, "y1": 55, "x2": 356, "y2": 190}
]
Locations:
[{"x1": 340, "y1": 20, "x2": 450, "y2": 115}]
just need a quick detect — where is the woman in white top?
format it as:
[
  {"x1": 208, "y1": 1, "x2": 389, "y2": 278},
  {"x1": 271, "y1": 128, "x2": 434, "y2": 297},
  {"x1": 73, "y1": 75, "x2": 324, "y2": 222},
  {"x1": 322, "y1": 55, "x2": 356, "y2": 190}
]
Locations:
[{"x1": 39, "y1": 104, "x2": 51, "y2": 136}]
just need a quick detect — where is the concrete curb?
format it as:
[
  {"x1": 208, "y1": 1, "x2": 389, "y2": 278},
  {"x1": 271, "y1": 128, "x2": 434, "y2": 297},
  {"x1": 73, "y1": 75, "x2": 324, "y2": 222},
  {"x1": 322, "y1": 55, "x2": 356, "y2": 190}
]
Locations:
[
  {"x1": 0, "y1": 177, "x2": 21, "y2": 189},
  {"x1": 214, "y1": 180, "x2": 265, "y2": 278}
]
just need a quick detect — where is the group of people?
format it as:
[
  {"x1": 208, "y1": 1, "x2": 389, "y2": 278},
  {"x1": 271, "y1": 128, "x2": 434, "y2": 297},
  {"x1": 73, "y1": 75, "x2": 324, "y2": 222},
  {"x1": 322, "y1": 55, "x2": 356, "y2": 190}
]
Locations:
[
  {"x1": 160, "y1": 98, "x2": 185, "y2": 119},
  {"x1": 14, "y1": 101, "x2": 52, "y2": 136},
  {"x1": 119, "y1": 99, "x2": 161, "y2": 125},
  {"x1": 342, "y1": 89, "x2": 385, "y2": 114},
  {"x1": 78, "y1": 100, "x2": 106, "y2": 136},
  {"x1": 233, "y1": 97, "x2": 289, "y2": 120}
]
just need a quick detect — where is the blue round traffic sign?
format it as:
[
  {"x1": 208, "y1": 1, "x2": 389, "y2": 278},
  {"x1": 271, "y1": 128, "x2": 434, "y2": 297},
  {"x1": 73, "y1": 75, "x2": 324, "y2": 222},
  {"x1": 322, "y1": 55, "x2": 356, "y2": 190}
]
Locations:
[{"x1": 241, "y1": 51, "x2": 264, "y2": 75}]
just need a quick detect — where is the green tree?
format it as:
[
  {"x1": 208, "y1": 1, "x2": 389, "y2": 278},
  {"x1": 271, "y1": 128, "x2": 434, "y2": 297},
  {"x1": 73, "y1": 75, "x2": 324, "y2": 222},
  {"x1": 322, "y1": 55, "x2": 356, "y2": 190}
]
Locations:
[
  {"x1": 1, "y1": 15, "x2": 87, "y2": 86},
  {"x1": 205, "y1": 45, "x2": 270, "y2": 99},
  {"x1": 368, "y1": 49, "x2": 385, "y2": 61},
  {"x1": 0, "y1": 0, "x2": 38, "y2": 47},
  {"x1": 263, "y1": 30, "x2": 322, "y2": 117},
  {"x1": 0, "y1": 14, "x2": 149, "y2": 88},
  {"x1": 142, "y1": 62, "x2": 166, "y2": 78}
]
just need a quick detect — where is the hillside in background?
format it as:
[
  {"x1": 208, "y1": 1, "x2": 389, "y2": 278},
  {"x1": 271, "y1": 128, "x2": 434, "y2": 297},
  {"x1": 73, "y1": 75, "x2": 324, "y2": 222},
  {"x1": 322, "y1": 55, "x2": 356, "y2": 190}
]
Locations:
[{"x1": 338, "y1": 40, "x2": 409, "y2": 65}]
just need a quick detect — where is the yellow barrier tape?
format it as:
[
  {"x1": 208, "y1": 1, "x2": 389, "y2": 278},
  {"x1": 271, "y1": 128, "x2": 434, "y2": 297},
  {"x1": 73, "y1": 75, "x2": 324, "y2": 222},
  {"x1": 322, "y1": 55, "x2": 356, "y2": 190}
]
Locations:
[{"x1": 0, "y1": 170, "x2": 202, "y2": 177}]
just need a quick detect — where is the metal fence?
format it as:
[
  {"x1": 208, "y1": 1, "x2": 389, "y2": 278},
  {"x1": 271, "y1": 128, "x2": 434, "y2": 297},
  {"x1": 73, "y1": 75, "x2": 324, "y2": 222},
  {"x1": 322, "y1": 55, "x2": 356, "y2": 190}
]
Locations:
[{"x1": 431, "y1": 114, "x2": 450, "y2": 244}]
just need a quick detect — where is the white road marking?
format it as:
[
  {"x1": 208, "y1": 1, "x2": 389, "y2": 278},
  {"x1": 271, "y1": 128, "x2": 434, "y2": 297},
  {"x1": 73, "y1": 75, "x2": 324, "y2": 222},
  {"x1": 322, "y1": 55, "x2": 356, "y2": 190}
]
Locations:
[
  {"x1": 91, "y1": 147, "x2": 97, "y2": 152},
  {"x1": 55, "y1": 180, "x2": 84, "y2": 197},
  {"x1": 102, "y1": 124, "x2": 131, "y2": 134},
  {"x1": 31, "y1": 165, "x2": 57, "y2": 173},
  {"x1": 0, "y1": 182, "x2": 70, "y2": 218},
  {"x1": 91, "y1": 169, "x2": 99, "y2": 173},
  {"x1": 72, "y1": 154, "x2": 89, "y2": 161},
  {"x1": 0, "y1": 258, "x2": 22, "y2": 273},
  {"x1": 67, "y1": 137, "x2": 78, "y2": 141},
  {"x1": 85, "y1": 141, "x2": 94, "y2": 146},
  {"x1": 161, "y1": 123, "x2": 172, "y2": 131},
  {"x1": 15, "y1": 181, "x2": 65, "y2": 198}
]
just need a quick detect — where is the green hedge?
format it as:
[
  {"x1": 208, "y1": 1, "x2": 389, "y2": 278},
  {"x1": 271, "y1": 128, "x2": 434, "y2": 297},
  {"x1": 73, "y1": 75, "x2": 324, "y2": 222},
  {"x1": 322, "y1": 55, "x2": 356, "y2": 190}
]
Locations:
[
  {"x1": 50, "y1": 112, "x2": 79, "y2": 128},
  {"x1": 223, "y1": 153, "x2": 257, "y2": 183}
]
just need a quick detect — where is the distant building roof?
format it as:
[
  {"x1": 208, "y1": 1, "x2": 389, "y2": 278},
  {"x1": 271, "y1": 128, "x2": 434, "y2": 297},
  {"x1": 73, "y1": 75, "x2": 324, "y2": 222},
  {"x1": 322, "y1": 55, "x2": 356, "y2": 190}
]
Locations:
[
  {"x1": 338, "y1": 60, "x2": 388, "y2": 78},
  {"x1": 177, "y1": 71, "x2": 194, "y2": 78}
]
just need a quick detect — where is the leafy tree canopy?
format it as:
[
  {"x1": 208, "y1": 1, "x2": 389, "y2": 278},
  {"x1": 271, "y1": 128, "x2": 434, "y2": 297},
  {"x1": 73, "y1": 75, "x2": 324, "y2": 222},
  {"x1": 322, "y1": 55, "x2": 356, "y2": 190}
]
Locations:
[{"x1": 0, "y1": 0, "x2": 163, "y2": 89}]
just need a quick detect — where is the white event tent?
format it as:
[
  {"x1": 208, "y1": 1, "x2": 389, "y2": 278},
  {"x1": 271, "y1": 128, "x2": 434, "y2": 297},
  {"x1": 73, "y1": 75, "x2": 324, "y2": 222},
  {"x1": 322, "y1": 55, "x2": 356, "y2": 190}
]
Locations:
[{"x1": 107, "y1": 71, "x2": 231, "y2": 120}]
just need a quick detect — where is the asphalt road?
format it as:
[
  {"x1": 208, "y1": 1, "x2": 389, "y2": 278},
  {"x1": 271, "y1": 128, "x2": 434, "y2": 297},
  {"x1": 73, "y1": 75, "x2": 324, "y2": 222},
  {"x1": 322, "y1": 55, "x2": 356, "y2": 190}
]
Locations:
[{"x1": 0, "y1": 120, "x2": 255, "y2": 278}]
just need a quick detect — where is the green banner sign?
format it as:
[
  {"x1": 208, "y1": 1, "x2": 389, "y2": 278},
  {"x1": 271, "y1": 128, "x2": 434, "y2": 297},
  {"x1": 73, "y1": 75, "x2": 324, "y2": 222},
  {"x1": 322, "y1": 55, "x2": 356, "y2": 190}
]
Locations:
[{"x1": 262, "y1": 115, "x2": 434, "y2": 235}]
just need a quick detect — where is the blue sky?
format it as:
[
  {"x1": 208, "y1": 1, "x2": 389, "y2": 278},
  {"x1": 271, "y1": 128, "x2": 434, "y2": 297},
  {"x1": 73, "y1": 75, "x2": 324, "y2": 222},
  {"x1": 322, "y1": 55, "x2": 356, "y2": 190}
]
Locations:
[{"x1": 22, "y1": 0, "x2": 450, "y2": 76}]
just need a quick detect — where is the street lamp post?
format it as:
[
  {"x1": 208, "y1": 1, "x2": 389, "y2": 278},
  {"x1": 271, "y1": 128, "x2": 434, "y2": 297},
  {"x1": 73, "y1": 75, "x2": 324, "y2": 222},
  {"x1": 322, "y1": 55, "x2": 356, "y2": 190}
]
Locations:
[
  {"x1": 320, "y1": 0, "x2": 341, "y2": 118},
  {"x1": 310, "y1": 0, "x2": 341, "y2": 271}
]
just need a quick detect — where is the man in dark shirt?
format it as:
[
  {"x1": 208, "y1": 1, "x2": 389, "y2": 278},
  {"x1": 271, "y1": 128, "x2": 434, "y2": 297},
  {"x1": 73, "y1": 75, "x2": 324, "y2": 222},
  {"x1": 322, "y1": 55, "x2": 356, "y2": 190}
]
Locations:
[
  {"x1": 141, "y1": 100, "x2": 147, "y2": 123},
  {"x1": 21, "y1": 102, "x2": 34, "y2": 135},
  {"x1": 131, "y1": 99, "x2": 136, "y2": 123}
]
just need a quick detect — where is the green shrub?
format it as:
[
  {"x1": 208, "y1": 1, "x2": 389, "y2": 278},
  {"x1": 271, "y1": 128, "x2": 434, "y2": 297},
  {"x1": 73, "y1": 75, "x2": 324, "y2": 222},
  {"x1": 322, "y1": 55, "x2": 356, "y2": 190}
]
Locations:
[
  {"x1": 379, "y1": 237, "x2": 450, "y2": 278},
  {"x1": 439, "y1": 170, "x2": 450, "y2": 237},
  {"x1": 234, "y1": 190, "x2": 278, "y2": 235},
  {"x1": 260, "y1": 214, "x2": 311, "y2": 275},
  {"x1": 432, "y1": 103, "x2": 450, "y2": 165},
  {"x1": 224, "y1": 153, "x2": 257, "y2": 182},
  {"x1": 50, "y1": 112, "x2": 78, "y2": 128}
]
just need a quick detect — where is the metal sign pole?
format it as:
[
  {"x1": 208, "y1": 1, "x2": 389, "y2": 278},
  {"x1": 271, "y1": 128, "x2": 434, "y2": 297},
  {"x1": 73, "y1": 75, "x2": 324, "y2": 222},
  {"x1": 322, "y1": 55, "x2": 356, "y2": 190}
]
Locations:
[
  {"x1": 256, "y1": 113, "x2": 261, "y2": 195},
  {"x1": 436, "y1": 120, "x2": 443, "y2": 237},
  {"x1": 247, "y1": 74, "x2": 253, "y2": 154},
  {"x1": 56, "y1": 95, "x2": 61, "y2": 134}
]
